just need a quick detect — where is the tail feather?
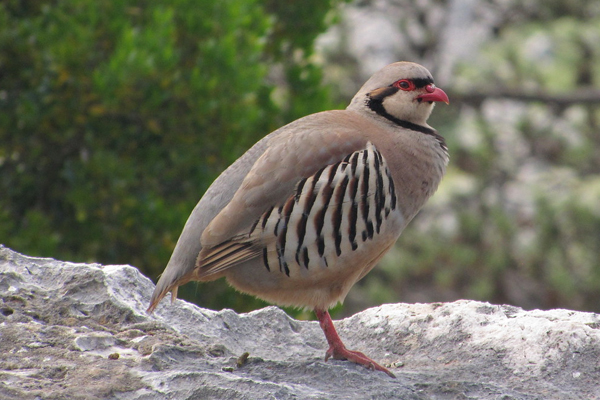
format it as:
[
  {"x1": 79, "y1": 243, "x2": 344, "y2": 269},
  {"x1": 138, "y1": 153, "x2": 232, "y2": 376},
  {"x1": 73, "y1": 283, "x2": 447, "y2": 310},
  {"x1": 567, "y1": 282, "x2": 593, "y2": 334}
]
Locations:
[
  {"x1": 147, "y1": 239, "x2": 260, "y2": 313},
  {"x1": 170, "y1": 286, "x2": 179, "y2": 303},
  {"x1": 147, "y1": 270, "x2": 191, "y2": 313},
  {"x1": 146, "y1": 283, "x2": 173, "y2": 313}
]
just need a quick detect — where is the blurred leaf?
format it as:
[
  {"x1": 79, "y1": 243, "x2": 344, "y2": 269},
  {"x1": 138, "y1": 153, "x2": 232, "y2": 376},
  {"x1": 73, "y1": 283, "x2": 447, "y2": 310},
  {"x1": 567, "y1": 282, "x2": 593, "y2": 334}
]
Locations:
[{"x1": 0, "y1": 0, "x2": 348, "y2": 316}]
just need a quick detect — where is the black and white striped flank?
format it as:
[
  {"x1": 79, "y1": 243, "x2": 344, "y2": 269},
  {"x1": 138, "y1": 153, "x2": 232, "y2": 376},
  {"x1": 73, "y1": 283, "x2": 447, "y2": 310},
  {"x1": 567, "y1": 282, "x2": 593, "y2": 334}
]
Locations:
[{"x1": 255, "y1": 142, "x2": 399, "y2": 276}]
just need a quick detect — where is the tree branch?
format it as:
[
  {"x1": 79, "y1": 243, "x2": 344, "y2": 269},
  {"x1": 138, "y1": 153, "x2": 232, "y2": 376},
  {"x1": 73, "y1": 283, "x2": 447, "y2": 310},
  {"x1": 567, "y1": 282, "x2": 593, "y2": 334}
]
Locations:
[{"x1": 452, "y1": 88, "x2": 600, "y2": 107}]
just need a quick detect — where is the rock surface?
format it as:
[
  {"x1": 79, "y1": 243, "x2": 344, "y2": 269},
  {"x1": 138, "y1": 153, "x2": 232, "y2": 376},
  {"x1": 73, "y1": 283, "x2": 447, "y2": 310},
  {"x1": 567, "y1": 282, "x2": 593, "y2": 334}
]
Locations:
[{"x1": 1, "y1": 245, "x2": 600, "y2": 399}]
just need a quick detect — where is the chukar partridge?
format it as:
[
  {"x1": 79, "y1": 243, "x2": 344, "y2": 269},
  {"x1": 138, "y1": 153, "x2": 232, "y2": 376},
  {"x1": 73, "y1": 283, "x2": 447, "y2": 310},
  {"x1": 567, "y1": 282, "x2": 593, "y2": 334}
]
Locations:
[{"x1": 148, "y1": 61, "x2": 449, "y2": 377}]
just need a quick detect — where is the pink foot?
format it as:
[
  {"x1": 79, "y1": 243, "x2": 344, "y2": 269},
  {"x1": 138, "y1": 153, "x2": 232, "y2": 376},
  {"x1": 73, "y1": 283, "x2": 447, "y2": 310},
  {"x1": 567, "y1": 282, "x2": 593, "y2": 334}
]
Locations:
[
  {"x1": 315, "y1": 308, "x2": 396, "y2": 378},
  {"x1": 325, "y1": 341, "x2": 396, "y2": 377}
]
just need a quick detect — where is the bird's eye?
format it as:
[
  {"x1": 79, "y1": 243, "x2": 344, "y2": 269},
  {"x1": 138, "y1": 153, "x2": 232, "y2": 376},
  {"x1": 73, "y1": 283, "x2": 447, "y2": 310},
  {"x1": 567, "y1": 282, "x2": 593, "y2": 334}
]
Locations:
[{"x1": 393, "y1": 79, "x2": 415, "y2": 91}]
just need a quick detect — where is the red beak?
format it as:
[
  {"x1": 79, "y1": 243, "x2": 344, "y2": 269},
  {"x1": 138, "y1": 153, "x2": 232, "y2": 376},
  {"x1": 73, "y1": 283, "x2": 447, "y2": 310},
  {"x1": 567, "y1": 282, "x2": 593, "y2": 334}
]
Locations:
[{"x1": 416, "y1": 86, "x2": 449, "y2": 104}]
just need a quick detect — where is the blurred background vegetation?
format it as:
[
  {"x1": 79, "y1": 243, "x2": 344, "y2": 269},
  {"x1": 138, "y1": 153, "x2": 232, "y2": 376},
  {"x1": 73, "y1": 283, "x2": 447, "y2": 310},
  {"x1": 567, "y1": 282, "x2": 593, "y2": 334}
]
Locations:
[{"x1": 2, "y1": 0, "x2": 599, "y2": 318}]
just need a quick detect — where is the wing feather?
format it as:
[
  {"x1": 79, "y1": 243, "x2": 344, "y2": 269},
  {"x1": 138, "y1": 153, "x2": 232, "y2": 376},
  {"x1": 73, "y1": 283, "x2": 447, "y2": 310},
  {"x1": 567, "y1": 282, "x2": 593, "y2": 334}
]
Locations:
[
  {"x1": 198, "y1": 113, "x2": 372, "y2": 249},
  {"x1": 195, "y1": 140, "x2": 395, "y2": 280}
]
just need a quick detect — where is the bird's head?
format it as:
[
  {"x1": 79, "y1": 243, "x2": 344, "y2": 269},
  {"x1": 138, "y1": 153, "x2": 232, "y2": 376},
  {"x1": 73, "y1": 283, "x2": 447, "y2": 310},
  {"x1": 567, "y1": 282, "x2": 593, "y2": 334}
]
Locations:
[{"x1": 348, "y1": 62, "x2": 449, "y2": 127}]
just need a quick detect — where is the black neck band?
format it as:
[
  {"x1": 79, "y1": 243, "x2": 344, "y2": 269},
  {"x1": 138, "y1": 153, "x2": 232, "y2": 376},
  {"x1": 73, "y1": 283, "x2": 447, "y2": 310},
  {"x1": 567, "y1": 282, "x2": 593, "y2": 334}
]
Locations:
[
  {"x1": 366, "y1": 97, "x2": 435, "y2": 135},
  {"x1": 366, "y1": 96, "x2": 447, "y2": 151}
]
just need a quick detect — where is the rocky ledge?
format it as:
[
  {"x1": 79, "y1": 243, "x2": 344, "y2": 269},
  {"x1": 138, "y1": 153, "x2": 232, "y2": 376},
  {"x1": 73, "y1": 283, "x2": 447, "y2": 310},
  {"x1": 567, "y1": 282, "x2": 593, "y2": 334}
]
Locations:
[{"x1": 1, "y1": 245, "x2": 599, "y2": 399}]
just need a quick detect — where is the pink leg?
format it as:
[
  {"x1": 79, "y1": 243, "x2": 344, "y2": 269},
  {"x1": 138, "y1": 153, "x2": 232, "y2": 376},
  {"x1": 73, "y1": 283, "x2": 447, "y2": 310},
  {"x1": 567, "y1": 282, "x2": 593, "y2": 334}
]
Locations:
[{"x1": 314, "y1": 308, "x2": 395, "y2": 378}]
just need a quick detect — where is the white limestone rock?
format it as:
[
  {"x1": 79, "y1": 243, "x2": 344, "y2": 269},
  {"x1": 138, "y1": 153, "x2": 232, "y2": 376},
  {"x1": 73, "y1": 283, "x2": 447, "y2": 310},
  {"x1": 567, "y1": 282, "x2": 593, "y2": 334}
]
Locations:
[{"x1": 1, "y1": 245, "x2": 599, "y2": 399}]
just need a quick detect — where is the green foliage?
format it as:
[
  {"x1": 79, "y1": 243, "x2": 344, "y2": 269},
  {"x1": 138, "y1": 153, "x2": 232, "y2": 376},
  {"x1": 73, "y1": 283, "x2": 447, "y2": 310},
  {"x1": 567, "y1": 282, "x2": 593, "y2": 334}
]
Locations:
[
  {"x1": 0, "y1": 0, "x2": 347, "y2": 315},
  {"x1": 6, "y1": 0, "x2": 598, "y2": 319}
]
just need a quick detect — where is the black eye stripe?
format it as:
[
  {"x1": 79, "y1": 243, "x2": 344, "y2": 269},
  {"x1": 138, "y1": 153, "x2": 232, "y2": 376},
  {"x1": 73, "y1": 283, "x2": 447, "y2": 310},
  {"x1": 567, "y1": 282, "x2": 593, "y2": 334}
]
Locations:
[
  {"x1": 389, "y1": 78, "x2": 433, "y2": 89},
  {"x1": 368, "y1": 86, "x2": 399, "y2": 101},
  {"x1": 411, "y1": 78, "x2": 434, "y2": 88}
]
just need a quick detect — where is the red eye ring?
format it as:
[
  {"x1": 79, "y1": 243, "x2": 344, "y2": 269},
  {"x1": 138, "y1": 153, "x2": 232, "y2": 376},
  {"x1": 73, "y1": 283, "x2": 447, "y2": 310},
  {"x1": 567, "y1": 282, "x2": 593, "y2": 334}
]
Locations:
[{"x1": 393, "y1": 79, "x2": 415, "y2": 91}]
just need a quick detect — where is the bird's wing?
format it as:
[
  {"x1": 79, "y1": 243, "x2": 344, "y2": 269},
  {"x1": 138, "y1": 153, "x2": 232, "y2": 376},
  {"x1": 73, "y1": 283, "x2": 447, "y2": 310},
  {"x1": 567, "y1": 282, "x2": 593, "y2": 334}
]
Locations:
[
  {"x1": 196, "y1": 112, "x2": 374, "y2": 277},
  {"x1": 196, "y1": 139, "x2": 398, "y2": 279}
]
